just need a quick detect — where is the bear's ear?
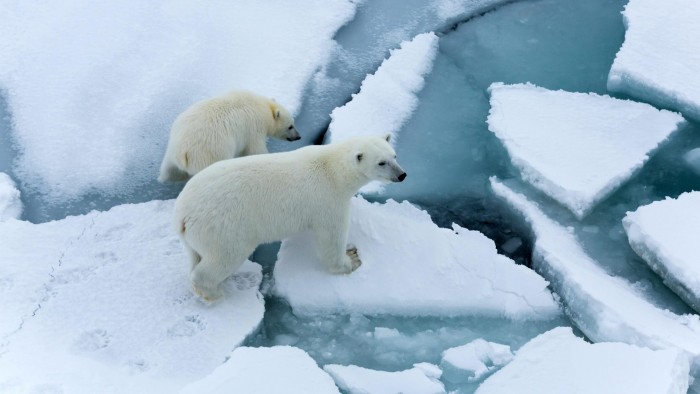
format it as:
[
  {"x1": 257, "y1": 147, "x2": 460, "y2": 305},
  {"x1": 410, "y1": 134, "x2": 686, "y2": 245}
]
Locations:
[
  {"x1": 384, "y1": 133, "x2": 391, "y2": 142},
  {"x1": 356, "y1": 153, "x2": 363, "y2": 162},
  {"x1": 275, "y1": 110, "x2": 280, "y2": 120},
  {"x1": 269, "y1": 102, "x2": 281, "y2": 120}
]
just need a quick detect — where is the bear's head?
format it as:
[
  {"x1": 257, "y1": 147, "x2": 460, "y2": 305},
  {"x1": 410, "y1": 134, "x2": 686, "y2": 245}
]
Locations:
[
  {"x1": 354, "y1": 134, "x2": 406, "y2": 184},
  {"x1": 269, "y1": 101, "x2": 301, "y2": 142}
]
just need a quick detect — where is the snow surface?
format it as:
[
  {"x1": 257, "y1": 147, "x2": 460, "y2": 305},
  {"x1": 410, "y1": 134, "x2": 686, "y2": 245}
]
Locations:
[
  {"x1": 181, "y1": 346, "x2": 339, "y2": 394},
  {"x1": 273, "y1": 196, "x2": 559, "y2": 318},
  {"x1": 0, "y1": 172, "x2": 21, "y2": 220},
  {"x1": 326, "y1": 32, "x2": 439, "y2": 194},
  {"x1": 0, "y1": 0, "x2": 356, "y2": 202},
  {"x1": 440, "y1": 339, "x2": 513, "y2": 382},
  {"x1": 624, "y1": 192, "x2": 700, "y2": 313},
  {"x1": 490, "y1": 178, "x2": 700, "y2": 366},
  {"x1": 487, "y1": 83, "x2": 685, "y2": 219},
  {"x1": 0, "y1": 200, "x2": 265, "y2": 393},
  {"x1": 608, "y1": 0, "x2": 700, "y2": 120},
  {"x1": 324, "y1": 362, "x2": 444, "y2": 394},
  {"x1": 476, "y1": 327, "x2": 691, "y2": 394}
]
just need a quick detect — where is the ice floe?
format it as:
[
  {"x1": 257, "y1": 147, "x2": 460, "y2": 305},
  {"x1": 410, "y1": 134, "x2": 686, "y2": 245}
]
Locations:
[
  {"x1": 608, "y1": 0, "x2": 700, "y2": 121},
  {"x1": 440, "y1": 339, "x2": 513, "y2": 382},
  {"x1": 487, "y1": 83, "x2": 685, "y2": 219},
  {"x1": 181, "y1": 346, "x2": 339, "y2": 394},
  {"x1": 324, "y1": 362, "x2": 444, "y2": 394},
  {"x1": 326, "y1": 32, "x2": 439, "y2": 194},
  {"x1": 273, "y1": 196, "x2": 559, "y2": 319},
  {"x1": 476, "y1": 327, "x2": 691, "y2": 394},
  {"x1": 0, "y1": 172, "x2": 21, "y2": 221},
  {"x1": 0, "y1": 200, "x2": 265, "y2": 392},
  {"x1": 624, "y1": 192, "x2": 700, "y2": 313},
  {"x1": 0, "y1": 0, "x2": 356, "y2": 203},
  {"x1": 491, "y1": 178, "x2": 700, "y2": 365}
]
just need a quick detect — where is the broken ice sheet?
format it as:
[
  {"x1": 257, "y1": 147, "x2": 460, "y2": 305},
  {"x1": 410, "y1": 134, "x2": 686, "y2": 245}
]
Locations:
[
  {"x1": 487, "y1": 82, "x2": 685, "y2": 219},
  {"x1": 0, "y1": 200, "x2": 264, "y2": 392},
  {"x1": 624, "y1": 192, "x2": 700, "y2": 313},
  {"x1": 324, "y1": 362, "x2": 444, "y2": 394},
  {"x1": 0, "y1": 172, "x2": 21, "y2": 221},
  {"x1": 440, "y1": 339, "x2": 513, "y2": 382}
]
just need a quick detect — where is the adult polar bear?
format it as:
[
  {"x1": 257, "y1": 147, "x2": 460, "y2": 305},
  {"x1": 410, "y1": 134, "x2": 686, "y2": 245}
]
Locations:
[
  {"x1": 174, "y1": 135, "x2": 406, "y2": 301},
  {"x1": 159, "y1": 90, "x2": 300, "y2": 182}
]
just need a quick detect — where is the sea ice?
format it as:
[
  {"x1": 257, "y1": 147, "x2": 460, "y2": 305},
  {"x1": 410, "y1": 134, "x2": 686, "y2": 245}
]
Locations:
[
  {"x1": 684, "y1": 148, "x2": 700, "y2": 176},
  {"x1": 624, "y1": 192, "x2": 700, "y2": 313},
  {"x1": 440, "y1": 339, "x2": 513, "y2": 382},
  {"x1": 0, "y1": 200, "x2": 265, "y2": 392},
  {"x1": 476, "y1": 327, "x2": 691, "y2": 394},
  {"x1": 0, "y1": 172, "x2": 21, "y2": 220},
  {"x1": 324, "y1": 362, "x2": 444, "y2": 394},
  {"x1": 181, "y1": 346, "x2": 339, "y2": 394},
  {"x1": 0, "y1": 0, "x2": 356, "y2": 203},
  {"x1": 326, "y1": 32, "x2": 439, "y2": 194},
  {"x1": 273, "y1": 196, "x2": 559, "y2": 318},
  {"x1": 608, "y1": 0, "x2": 700, "y2": 121},
  {"x1": 487, "y1": 83, "x2": 685, "y2": 219},
  {"x1": 491, "y1": 178, "x2": 700, "y2": 365}
]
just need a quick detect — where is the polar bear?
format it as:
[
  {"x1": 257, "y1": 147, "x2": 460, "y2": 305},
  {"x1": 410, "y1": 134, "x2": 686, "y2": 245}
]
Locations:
[
  {"x1": 158, "y1": 90, "x2": 300, "y2": 182},
  {"x1": 174, "y1": 135, "x2": 406, "y2": 301}
]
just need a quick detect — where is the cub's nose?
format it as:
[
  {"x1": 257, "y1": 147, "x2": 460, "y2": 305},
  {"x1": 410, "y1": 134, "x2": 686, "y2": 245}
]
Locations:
[{"x1": 398, "y1": 172, "x2": 407, "y2": 182}]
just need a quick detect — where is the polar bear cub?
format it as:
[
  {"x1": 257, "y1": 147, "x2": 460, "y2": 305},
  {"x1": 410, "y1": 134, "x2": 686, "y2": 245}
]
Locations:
[
  {"x1": 158, "y1": 90, "x2": 300, "y2": 182},
  {"x1": 174, "y1": 135, "x2": 406, "y2": 302}
]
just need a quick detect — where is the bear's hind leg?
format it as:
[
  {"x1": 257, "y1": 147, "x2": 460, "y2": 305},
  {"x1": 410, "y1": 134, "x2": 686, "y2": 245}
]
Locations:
[
  {"x1": 189, "y1": 248, "x2": 251, "y2": 302},
  {"x1": 158, "y1": 159, "x2": 190, "y2": 183}
]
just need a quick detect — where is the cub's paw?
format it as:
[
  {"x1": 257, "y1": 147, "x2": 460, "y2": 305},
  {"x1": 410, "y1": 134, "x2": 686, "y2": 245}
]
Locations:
[
  {"x1": 346, "y1": 245, "x2": 362, "y2": 272},
  {"x1": 191, "y1": 282, "x2": 223, "y2": 303}
]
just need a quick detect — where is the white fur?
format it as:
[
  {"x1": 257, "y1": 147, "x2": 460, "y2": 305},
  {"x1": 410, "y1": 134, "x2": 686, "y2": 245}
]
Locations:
[
  {"x1": 159, "y1": 90, "x2": 299, "y2": 182},
  {"x1": 174, "y1": 135, "x2": 406, "y2": 301}
]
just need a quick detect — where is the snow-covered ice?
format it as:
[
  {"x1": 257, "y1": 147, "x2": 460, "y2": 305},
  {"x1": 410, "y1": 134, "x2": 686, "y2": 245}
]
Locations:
[
  {"x1": 491, "y1": 178, "x2": 700, "y2": 365},
  {"x1": 0, "y1": 0, "x2": 356, "y2": 203},
  {"x1": 487, "y1": 83, "x2": 685, "y2": 218},
  {"x1": 0, "y1": 172, "x2": 21, "y2": 220},
  {"x1": 440, "y1": 339, "x2": 513, "y2": 382},
  {"x1": 608, "y1": 0, "x2": 700, "y2": 120},
  {"x1": 326, "y1": 32, "x2": 439, "y2": 194},
  {"x1": 324, "y1": 362, "x2": 444, "y2": 394},
  {"x1": 0, "y1": 200, "x2": 265, "y2": 392},
  {"x1": 181, "y1": 346, "x2": 339, "y2": 394},
  {"x1": 476, "y1": 327, "x2": 691, "y2": 394},
  {"x1": 273, "y1": 196, "x2": 559, "y2": 318},
  {"x1": 624, "y1": 192, "x2": 700, "y2": 313}
]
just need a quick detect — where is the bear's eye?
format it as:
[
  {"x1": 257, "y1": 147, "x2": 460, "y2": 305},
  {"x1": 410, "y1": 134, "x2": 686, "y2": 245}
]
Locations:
[
  {"x1": 288, "y1": 125, "x2": 294, "y2": 130},
  {"x1": 378, "y1": 161, "x2": 386, "y2": 166}
]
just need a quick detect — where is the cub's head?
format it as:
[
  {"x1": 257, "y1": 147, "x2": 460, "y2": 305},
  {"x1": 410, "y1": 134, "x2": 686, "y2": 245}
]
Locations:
[
  {"x1": 353, "y1": 134, "x2": 406, "y2": 183},
  {"x1": 269, "y1": 101, "x2": 301, "y2": 142}
]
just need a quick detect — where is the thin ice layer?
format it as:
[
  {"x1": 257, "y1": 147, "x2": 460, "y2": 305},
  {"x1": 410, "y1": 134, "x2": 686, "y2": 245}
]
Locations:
[
  {"x1": 476, "y1": 327, "x2": 690, "y2": 394},
  {"x1": 324, "y1": 362, "x2": 444, "y2": 394},
  {"x1": 487, "y1": 83, "x2": 685, "y2": 218},
  {"x1": 0, "y1": 0, "x2": 355, "y2": 202},
  {"x1": 0, "y1": 172, "x2": 21, "y2": 220},
  {"x1": 326, "y1": 32, "x2": 439, "y2": 194},
  {"x1": 490, "y1": 178, "x2": 700, "y2": 365},
  {"x1": 624, "y1": 192, "x2": 700, "y2": 313},
  {"x1": 273, "y1": 197, "x2": 559, "y2": 319},
  {"x1": 181, "y1": 346, "x2": 340, "y2": 394},
  {"x1": 441, "y1": 339, "x2": 513, "y2": 381},
  {"x1": 0, "y1": 200, "x2": 265, "y2": 393},
  {"x1": 608, "y1": 0, "x2": 700, "y2": 120}
]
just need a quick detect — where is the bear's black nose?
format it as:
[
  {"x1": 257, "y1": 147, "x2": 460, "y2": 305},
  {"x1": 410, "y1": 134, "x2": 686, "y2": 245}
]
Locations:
[{"x1": 398, "y1": 172, "x2": 407, "y2": 182}]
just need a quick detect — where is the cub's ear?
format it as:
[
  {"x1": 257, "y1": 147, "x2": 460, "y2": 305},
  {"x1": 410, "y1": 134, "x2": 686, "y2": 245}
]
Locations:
[
  {"x1": 275, "y1": 110, "x2": 280, "y2": 120},
  {"x1": 269, "y1": 102, "x2": 281, "y2": 120},
  {"x1": 356, "y1": 153, "x2": 363, "y2": 162},
  {"x1": 384, "y1": 133, "x2": 391, "y2": 142}
]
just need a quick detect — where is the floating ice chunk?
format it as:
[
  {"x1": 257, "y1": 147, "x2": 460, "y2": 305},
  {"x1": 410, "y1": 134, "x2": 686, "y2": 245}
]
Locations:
[
  {"x1": 324, "y1": 362, "x2": 444, "y2": 394},
  {"x1": 476, "y1": 327, "x2": 690, "y2": 394},
  {"x1": 327, "y1": 32, "x2": 439, "y2": 194},
  {"x1": 0, "y1": 0, "x2": 356, "y2": 202},
  {"x1": 624, "y1": 192, "x2": 700, "y2": 313},
  {"x1": 684, "y1": 148, "x2": 700, "y2": 176},
  {"x1": 0, "y1": 173, "x2": 21, "y2": 220},
  {"x1": 490, "y1": 178, "x2": 700, "y2": 364},
  {"x1": 181, "y1": 346, "x2": 339, "y2": 394},
  {"x1": 440, "y1": 339, "x2": 513, "y2": 382},
  {"x1": 608, "y1": 0, "x2": 700, "y2": 120},
  {"x1": 0, "y1": 200, "x2": 265, "y2": 392},
  {"x1": 487, "y1": 83, "x2": 685, "y2": 219},
  {"x1": 273, "y1": 197, "x2": 559, "y2": 319}
]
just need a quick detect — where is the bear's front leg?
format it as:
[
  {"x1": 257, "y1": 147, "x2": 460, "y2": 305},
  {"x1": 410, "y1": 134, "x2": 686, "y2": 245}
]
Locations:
[{"x1": 313, "y1": 214, "x2": 361, "y2": 275}]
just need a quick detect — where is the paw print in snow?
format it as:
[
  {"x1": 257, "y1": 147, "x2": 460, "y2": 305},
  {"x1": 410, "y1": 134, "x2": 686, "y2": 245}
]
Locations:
[
  {"x1": 167, "y1": 315, "x2": 206, "y2": 337},
  {"x1": 232, "y1": 271, "x2": 261, "y2": 291},
  {"x1": 73, "y1": 329, "x2": 111, "y2": 352}
]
